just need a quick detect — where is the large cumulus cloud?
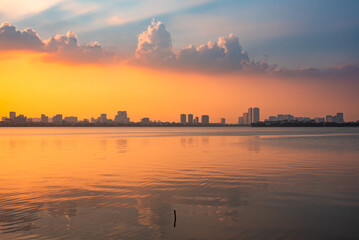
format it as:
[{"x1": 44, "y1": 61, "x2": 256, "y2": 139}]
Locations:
[
  {"x1": 0, "y1": 22, "x2": 113, "y2": 63},
  {"x1": 135, "y1": 20, "x2": 273, "y2": 73},
  {"x1": 135, "y1": 20, "x2": 175, "y2": 63},
  {"x1": 0, "y1": 22, "x2": 44, "y2": 51}
]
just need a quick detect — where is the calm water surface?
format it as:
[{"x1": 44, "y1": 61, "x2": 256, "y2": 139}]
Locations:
[{"x1": 0, "y1": 127, "x2": 359, "y2": 239}]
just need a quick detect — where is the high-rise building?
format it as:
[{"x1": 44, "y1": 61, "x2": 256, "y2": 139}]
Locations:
[
  {"x1": 188, "y1": 114, "x2": 193, "y2": 124},
  {"x1": 238, "y1": 117, "x2": 244, "y2": 125},
  {"x1": 253, "y1": 107, "x2": 260, "y2": 123},
  {"x1": 243, "y1": 113, "x2": 249, "y2": 125},
  {"x1": 100, "y1": 114, "x2": 107, "y2": 123},
  {"x1": 9, "y1": 112, "x2": 16, "y2": 120},
  {"x1": 326, "y1": 115, "x2": 332, "y2": 123},
  {"x1": 248, "y1": 108, "x2": 253, "y2": 124},
  {"x1": 336, "y1": 113, "x2": 344, "y2": 123},
  {"x1": 52, "y1": 114, "x2": 63, "y2": 124},
  {"x1": 115, "y1": 111, "x2": 130, "y2": 123},
  {"x1": 194, "y1": 116, "x2": 199, "y2": 124},
  {"x1": 201, "y1": 115, "x2": 209, "y2": 125},
  {"x1": 41, "y1": 114, "x2": 49, "y2": 123},
  {"x1": 180, "y1": 114, "x2": 186, "y2": 124},
  {"x1": 221, "y1": 118, "x2": 226, "y2": 125}
]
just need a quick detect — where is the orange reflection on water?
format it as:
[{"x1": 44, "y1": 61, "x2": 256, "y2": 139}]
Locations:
[{"x1": 0, "y1": 127, "x2": 359, "y2": 239}]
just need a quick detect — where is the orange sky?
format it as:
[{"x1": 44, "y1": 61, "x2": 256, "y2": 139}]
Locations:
[{"x1": 1, "y1": 51, "x2": 358, "y2": 123}]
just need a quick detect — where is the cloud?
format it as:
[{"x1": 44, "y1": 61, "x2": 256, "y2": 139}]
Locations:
[
  {"x1": 135, "y1": 20, "x2": 273, "y2": 73},
  {"x1": 44, "y1": 32, "x2": 114, "y2": 63},
  {"x1": 0, "y1": 22, "x2": 44, "y2": 51},
  {"x1": 275, "y1": 64, "x2": 359, "y2": 80},
  {"x1": 135, "y1": 20, "x2": 175, "y2": 64},
  {"x1": 0, "y1": 22, "x2": 114, "y2": 63}
]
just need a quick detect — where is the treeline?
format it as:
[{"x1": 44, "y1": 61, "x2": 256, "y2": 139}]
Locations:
[{"x1": 252, "y1": 121, "x2": 359, "y2": 127}]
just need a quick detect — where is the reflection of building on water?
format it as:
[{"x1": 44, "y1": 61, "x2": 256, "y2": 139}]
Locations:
[
  {"x1": 247, "y1": 136, "x2": 260, "y2": 153},
  {"x1": 201, "y1": 137, "x2": 209, "y2": 145},
  {"x1": 117, "y1": 139, "x2": 128, "y2": 153},
  {"x1": 237, "y1": 136, "x2": 261, "y2": 153}
]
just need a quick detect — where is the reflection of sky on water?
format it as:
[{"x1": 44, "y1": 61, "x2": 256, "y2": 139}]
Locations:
[{"x1": 0, "y1": 128, "x2": 359, "y2": 239}]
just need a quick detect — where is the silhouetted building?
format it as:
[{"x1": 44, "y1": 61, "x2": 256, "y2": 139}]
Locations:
[
  {"x1": 64, "y1": 116, "x2": 78, "y2": 123},
  {"x1": 194, "y1": 116, "x2": 199, "y2": 124},
  {"x1": 9, "y1": 112, "x2": 16, "y2": 120},
  {"x1": 253, "y1": 107, "x2": 260, "y2": 123},
  {"x1": 221, "y1": 118, "x2": 225, "y2": 125},
  {"x1": 180, "y1": 114, "x2": 186, "y2": 124},
  {"x1": 100, "y1": 114, "x2": 107, "y2": 123},
  {"x1": 243, "y1": 113, "x2": 249, "y2": 125},
  {"x1": 268, "y1": 116, "x2": 277, "y2": 122},
  {"x1": 15, "y1": 115, "x2": 26, "y2": 124},
  {"x1": 201, "y1": 115, "x2": 209, "y2": 125},
  {"x1": 326, "y1": 115, "x2": 332, "y2": 123},
  {"x1": 238, "y1": 117, "x2": 244, "y2": 125},
  {"x1": 277, "y1": 114, "x2": 294, "y2": 121},
  {"x1": 41, "y1": 114, "x2": 49, "y2": 123},
  {"x1": 337, "y1": 112, "x2": 344, "y2": 123},
  {"x1": 188, "y1": 114, "x2": 193, "y2": 124},
  {"x1": 141, "y1": 118, "x2": 150, "y2": 124},
  {"x1": 314, "y1": 117, "x2": 325, "y2": 123},
  {"x1": 248, "y1": 108, "x2": 253, "y2": 124},
  {"x1": 115, "y1": 111, "x2": 130, "y2": 123},
  {"x1": 52, "y1": 114, "x2": 63, "y2": 124}
]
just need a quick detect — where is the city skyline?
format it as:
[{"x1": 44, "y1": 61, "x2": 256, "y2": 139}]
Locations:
[{"x1": 2, "y1": 108, "x2": 355, "y2": 125}]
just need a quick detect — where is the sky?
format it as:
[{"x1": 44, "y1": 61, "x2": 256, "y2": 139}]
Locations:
[{"x1": 0, "y1": 0, "x2": 359, "y2": 122}]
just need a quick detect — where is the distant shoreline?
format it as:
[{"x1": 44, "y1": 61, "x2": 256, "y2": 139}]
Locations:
[{"x1": 0, "y1": 122, "x2": 358, "y2": 128}]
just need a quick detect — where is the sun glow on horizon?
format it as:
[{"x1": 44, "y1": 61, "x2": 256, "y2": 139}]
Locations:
[{"x1": 1, "y1": 51, "x2": 358, "y2": 122}]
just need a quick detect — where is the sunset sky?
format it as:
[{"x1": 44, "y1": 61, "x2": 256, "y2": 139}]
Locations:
[{"x1": 1, "y1": 0, "x2": 359, "y2": 122}]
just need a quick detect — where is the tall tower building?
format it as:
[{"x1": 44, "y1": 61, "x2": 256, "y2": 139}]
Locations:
[
  {"x1": 9, "y1": 112, "x2": 16, "y2": 120},
  {"x1": 248, "y1": 108, "x2": 253, "y2": 124},
  {"x1": 100, "y1": 114, "x2": 107, "y2": 123},
  {"x1": 336, "y1": 113, "x2": 344, "y2": 123},
  {"x1": 243, "y1": 113, "x2": 249, "y2": 125},
  {"x1": 180, "y1": 114, "x2": 187, "y2": 124},
  {"x1": 253, "y1": 107, "x2": 260, "y2": 123},
  {"x1": 188, "y1": 114, "x2": 193, "y2": 124}
]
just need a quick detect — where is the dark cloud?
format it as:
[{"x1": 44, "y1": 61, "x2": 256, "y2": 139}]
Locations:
[
  {"x1": 0, "y1": 22, "x2": 44, "y2": 51},
  {"x1": 275, "y1": 64, "x2": 359, "y2": 80},
  {"x1": 0, "y1": 22, "x2": 113, "y2": 63}
]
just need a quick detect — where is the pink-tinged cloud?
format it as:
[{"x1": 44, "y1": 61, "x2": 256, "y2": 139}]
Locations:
[
  {"x1": 0, "y1": 22, "x2": 113, "y2": 63},
  {"x1": 135, "y1": 20, "x2": 273, "y2": 73},
  {"x1": 44, "y1": 32, "x2": 114, "y2": 63},
  {"x1": 135, "y1": 20, "x2": 175, "y2": 63}
]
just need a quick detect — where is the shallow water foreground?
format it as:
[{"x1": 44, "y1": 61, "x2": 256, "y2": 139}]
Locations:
[{"x1": 0, "y1": 127, "x2": 359, "y2": 240}]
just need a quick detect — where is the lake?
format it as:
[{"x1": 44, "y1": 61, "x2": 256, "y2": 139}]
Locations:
[{"x1": 0, "y1": 127, "x2": 359, "y2": 239}]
